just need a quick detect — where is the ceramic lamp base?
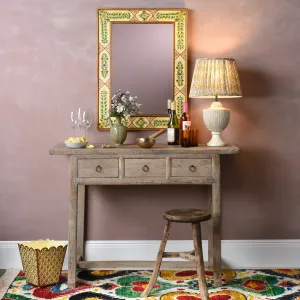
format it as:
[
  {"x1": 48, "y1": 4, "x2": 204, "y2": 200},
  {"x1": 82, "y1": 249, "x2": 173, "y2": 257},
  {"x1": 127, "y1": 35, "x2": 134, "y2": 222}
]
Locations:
[
  {"x1": 207, "y1": 132, "x2": 226, "y2": 147},
  {"x1": 203, "y1": 101, "x2": 230, "y2": 147}
]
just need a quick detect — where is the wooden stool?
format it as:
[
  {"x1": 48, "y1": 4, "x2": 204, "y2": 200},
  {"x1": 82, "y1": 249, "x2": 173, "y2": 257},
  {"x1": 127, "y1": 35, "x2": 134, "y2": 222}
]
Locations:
[{"x1": 141, "y1": 208, "x2": 211, "y2": 300}]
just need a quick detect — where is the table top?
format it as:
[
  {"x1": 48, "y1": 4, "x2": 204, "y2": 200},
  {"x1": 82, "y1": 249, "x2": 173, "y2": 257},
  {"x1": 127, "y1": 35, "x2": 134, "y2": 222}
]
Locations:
[{"x1": 49, "y1": 143, "x2": 240, "y2": 156}]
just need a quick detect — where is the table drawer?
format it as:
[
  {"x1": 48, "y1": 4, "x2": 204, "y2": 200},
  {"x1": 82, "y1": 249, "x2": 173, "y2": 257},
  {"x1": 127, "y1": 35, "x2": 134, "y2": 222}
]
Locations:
[
  {"x1": 171, "y1": 159, "x2": 212, "y2": 177},
  {"x1": 78, "y1": 159, "x2": 119, "y2": 178},
  {"x1": 125, "y1": 159, "x2": 166, "y2": 178}
]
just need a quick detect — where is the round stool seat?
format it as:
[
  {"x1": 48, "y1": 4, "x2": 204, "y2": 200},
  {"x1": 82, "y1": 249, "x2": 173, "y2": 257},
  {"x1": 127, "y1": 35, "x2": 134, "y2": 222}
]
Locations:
[{"x1": 163, "y1": 208, "x2": 211, "y2": 223}]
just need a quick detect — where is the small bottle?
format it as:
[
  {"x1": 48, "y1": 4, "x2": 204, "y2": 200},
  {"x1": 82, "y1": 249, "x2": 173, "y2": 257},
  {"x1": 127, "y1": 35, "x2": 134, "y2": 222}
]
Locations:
[
  {"x1": 180, "y1": 102, "x2": 192, "y2": 147},
  {"x1": 167, "y1": 99, "x2": 172, "y2": 116},
  {"x1": 167, "y1": 101, "x2": 179, "y2": 145}
]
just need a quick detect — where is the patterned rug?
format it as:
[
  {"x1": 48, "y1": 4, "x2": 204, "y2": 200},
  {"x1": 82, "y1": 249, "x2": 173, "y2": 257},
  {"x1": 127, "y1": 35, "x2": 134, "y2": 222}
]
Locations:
[{"x1": 2, "y1": 269, "x2": 300, "y2": 300}]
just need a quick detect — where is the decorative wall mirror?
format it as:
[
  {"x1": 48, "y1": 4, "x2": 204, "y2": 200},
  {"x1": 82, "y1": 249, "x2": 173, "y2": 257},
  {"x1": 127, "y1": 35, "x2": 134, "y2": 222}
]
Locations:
[{"x1": 97, "y1": 8, "x2": 188, "y2": 130}]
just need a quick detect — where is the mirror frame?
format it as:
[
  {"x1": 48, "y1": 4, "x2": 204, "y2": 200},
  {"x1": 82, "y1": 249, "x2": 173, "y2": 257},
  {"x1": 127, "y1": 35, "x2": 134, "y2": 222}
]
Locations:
[{"x1": 97, "y1": 8, "x2": 188, "y2": 130}]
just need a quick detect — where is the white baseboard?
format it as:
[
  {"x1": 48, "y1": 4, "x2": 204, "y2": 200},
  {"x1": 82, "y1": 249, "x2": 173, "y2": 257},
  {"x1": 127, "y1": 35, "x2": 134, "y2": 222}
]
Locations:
[{"x1": 1, "y1": 240, "x2": 299, "y2": 269}]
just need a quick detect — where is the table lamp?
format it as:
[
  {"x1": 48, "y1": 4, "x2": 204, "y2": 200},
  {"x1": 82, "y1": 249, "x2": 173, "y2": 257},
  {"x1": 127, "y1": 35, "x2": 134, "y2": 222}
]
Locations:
[{"x1": 189, "y1": 58, "x2": 242, "y2": 146}]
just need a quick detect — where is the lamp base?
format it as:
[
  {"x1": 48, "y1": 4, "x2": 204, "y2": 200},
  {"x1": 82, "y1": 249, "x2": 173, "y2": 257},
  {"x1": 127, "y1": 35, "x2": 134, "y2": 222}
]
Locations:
[
  {"x1": 207, "y1": 132, "x2": 226, "y2": 147},
  {"x1": 203, "y1": 101, "x2": 230, "y2": 147}
]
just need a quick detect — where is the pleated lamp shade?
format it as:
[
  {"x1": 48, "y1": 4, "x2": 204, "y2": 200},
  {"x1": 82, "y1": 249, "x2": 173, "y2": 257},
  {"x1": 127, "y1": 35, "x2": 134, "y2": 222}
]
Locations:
[{"x1": 189, "y1": 58, "x2": 242, "y2": 99}]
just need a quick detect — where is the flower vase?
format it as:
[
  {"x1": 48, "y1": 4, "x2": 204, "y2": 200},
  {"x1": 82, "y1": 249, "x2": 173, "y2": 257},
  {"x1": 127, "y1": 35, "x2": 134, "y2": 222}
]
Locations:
[{"x1": 109, "y1": 116, "x2": 127, "y2": 145}]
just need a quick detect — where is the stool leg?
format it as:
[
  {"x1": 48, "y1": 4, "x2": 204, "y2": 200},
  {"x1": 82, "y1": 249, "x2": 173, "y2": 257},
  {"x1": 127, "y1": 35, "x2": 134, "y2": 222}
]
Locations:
[
  {"x1": 192, "y1": 223, "x2": 209, "y2": 300},
  {"x1": 141, "y1": 221, "x2": 171, "y2": 297}
]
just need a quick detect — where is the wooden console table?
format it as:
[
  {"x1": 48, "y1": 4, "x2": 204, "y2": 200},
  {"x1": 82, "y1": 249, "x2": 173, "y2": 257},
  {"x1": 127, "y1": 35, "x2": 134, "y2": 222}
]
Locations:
[{"x1": 49, "y1": 144, "x2": 240, "y2": 288}]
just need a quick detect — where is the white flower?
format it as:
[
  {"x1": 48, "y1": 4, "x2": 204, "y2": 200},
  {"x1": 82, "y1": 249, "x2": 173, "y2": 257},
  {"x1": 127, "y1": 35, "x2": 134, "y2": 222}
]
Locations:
[{"x1": 116, "y1": 105, "x2": 124, "y2": 113}]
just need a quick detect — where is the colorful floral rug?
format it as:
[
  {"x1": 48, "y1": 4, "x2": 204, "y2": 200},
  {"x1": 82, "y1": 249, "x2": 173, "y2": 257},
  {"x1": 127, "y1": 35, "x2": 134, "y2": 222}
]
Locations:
[{"x1": 2, "y1": 269, "x2": 300, "y2": 300}]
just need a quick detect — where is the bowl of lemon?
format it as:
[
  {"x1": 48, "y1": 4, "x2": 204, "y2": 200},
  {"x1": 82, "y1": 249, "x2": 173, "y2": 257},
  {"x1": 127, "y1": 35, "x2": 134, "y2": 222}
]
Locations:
[{"x1": 65, "y1": 137, "x2": 88, "y2": 149}]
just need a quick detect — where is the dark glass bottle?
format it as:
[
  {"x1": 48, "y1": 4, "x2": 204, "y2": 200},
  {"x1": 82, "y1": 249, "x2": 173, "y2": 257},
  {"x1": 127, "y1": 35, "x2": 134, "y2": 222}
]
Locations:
[{"x1": 180, "y1": 102, "x2": 191, "y2": 147}]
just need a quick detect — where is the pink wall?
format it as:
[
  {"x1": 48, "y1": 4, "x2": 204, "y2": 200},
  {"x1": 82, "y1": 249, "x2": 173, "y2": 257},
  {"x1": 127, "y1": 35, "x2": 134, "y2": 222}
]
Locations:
[{"x1": 1, "y1": 0, "x2": 300, "y2": 241}]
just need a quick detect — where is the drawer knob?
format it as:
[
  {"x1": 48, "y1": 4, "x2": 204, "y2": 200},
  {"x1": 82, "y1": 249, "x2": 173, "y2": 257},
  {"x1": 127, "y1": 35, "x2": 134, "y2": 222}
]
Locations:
[
  {"x1": 95, "y1": 165, "x2": 102, "y2": 172},
  {"x1": 142, "y1": 165, "x2": 149, "y2": 172},
  {"x1": 189, "y1": 165, "x2": 196, "y2": 172}
]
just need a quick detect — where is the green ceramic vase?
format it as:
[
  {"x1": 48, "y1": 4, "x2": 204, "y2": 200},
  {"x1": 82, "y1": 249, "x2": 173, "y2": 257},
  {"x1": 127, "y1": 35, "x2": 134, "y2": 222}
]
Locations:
[{"x1": 109, "y1": 116, "x2": 127, "y2": 145}]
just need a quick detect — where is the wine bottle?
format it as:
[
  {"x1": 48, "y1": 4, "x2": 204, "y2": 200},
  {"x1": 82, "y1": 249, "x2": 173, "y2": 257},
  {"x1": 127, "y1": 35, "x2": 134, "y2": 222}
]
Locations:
[
  {"x1": 167, "y1": 99, "x2": 172, "y2": 116},
  {"x1": 180, "y1": 102, "x2": 192, "y2": 147},
  {"x1": 167, "y1": 101, "x2": 179, "y2": 145}
]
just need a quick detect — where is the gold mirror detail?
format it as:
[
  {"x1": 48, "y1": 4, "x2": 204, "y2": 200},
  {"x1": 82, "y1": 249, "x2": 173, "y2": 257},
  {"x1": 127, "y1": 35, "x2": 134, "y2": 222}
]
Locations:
[{"x1": 97, "y1": 8, "x2": 188, "y2": 130}]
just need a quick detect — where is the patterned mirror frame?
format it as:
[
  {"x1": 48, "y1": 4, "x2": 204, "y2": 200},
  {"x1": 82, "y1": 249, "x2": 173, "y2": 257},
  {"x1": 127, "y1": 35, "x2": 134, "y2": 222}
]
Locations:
[{"x1": 97, "y1": 8, "x2": 188, "y2": 130}]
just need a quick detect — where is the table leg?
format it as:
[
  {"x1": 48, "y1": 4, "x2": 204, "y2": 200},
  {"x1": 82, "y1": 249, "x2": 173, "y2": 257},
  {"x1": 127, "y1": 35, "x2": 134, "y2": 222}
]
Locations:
[
  {"x1": 77, "y1": 185, "x2": 85, "y2": 261},
  {"x1": 208, "y1": 190, "x2": 213, "y2": 266},
  {"x1": 211, "y1": 155, "x2": 221, "y2": 287},
  {"x1": 68, "y1": 157, "x2": 78, "y2": 289}
]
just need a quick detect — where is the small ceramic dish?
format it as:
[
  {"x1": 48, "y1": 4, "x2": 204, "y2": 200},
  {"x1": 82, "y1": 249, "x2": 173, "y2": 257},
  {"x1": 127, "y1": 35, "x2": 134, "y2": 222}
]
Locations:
[{"x1": 64, "y1": 141, "x2": 88, "y2": 149}]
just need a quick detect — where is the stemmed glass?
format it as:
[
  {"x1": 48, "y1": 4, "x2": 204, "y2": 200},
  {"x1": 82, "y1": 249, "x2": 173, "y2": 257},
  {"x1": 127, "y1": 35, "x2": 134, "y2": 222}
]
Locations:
[
  {"x1": 70, "y1": 111, "x2": 79, "y2": 137},
  {"x1": 81, "y1": 109, "x2": 92, "y2": 140},
  {"x1": 77, "y1": 108, "x2": 84, "y2": 130}
]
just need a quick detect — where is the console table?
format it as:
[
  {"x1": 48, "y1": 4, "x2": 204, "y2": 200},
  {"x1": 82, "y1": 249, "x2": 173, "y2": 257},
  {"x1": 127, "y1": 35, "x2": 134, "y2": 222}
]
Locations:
[{"x1": 49, "y1": 143, "x2": 240, "y2": 288}]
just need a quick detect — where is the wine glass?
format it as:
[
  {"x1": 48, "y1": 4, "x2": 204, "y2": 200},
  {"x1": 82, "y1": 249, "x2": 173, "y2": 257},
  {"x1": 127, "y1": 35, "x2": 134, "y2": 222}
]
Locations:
[
  {"x1": 77, "y1": 108, "x2": 83, "y2": 130},
  {"x1": 70, "y1": 111, "x2": 79, "y2": 137},
  {"x1": 81, "y1": 109, "x2": 92, "y2": 140}
]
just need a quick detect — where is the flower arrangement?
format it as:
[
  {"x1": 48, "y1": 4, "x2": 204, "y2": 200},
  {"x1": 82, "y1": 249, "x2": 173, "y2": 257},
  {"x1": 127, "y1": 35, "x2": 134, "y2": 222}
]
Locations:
[{"x1": 108, "y1": 90, "x2": 141, "y2": 119}]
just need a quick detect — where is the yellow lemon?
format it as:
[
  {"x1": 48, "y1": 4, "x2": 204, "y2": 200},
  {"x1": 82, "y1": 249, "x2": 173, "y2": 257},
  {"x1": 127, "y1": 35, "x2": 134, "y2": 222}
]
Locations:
[{"x1": 65, "y1": 136, "x2": 87, "y2": 143}]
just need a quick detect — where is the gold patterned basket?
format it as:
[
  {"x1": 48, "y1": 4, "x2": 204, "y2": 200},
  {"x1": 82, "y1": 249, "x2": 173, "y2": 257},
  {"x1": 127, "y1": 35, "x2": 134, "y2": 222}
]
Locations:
[{"x1": 18, "y1": 239, "x2": 67, "y2": 287}]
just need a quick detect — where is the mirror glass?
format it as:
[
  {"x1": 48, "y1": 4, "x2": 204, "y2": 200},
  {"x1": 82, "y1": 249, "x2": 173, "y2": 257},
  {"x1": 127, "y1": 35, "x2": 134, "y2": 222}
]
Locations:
[{"x1": 111, "y1": 24, "x2": 173, "y2": 115}]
